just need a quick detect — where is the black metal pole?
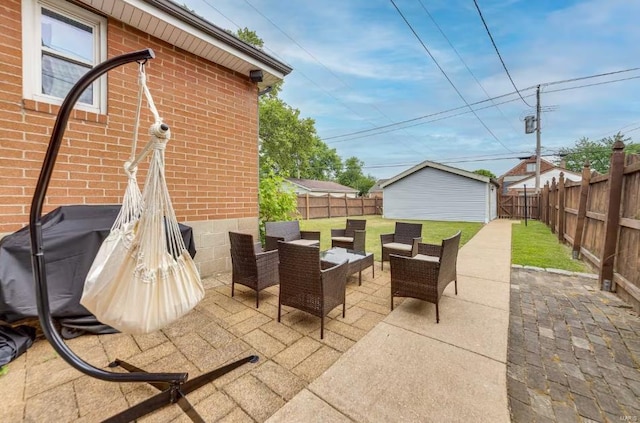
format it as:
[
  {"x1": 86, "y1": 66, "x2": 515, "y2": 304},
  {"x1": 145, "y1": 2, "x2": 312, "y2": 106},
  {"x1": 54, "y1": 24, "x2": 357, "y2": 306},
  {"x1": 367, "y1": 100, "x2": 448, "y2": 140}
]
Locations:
[
  {"x1": 524, "y1": 184, "x2": 528, "y2": 226},
  {"x1": 29, "y1": 48, "x2": 187, "y2": 384}
]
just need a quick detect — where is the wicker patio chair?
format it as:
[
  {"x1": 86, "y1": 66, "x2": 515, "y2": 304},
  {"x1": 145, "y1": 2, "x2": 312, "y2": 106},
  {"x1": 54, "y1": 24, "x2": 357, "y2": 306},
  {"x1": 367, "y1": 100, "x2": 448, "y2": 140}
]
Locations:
[
  {"x1": 330, "y1": 219, "x2": 366, "y2": 251},
  {"x1": 277, "y1": 241, "x2": 349, "y2": 339},
  {"x1": 380, "y1": 222, "x2": 423, "y2": 270},
  {"x1": 264, "y1": 220, "x2": 321, "y2": 251},
  {"x1": 229, "y1": 231, "x2": 279, "y2": 308},
  {"x1": 389, "y1": 231, "x2": 461, "y2": 323}
]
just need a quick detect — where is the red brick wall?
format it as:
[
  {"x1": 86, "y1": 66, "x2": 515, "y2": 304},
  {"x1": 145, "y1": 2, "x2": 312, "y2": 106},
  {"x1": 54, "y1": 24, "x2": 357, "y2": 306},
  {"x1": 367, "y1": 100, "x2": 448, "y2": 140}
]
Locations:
[
  {"x1": 502, "y1": 157, "x2": 556, "y2": 178},
  {"x1": 0, "y1": 0, "x2": 259, "y2": 234}
]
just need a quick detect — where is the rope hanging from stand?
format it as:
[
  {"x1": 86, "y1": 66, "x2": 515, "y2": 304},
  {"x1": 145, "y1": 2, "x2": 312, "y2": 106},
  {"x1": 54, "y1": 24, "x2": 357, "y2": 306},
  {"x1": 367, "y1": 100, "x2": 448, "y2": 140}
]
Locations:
[{"x1": 81, "y1": 63, "x2": 204, "y2": 334}]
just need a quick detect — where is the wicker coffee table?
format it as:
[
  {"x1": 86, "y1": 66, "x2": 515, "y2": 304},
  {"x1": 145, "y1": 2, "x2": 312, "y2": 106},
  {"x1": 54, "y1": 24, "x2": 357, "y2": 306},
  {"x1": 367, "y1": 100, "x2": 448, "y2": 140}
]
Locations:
[{"x1": 320, "y1": 247, "x2": 374, "y2": 286}]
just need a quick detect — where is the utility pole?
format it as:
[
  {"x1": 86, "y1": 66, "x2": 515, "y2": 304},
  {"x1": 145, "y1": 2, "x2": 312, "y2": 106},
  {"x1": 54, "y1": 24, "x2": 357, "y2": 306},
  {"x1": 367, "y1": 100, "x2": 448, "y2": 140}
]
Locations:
[{"x1": 535, "y1": 85, "x2": 541, "y2": 193}]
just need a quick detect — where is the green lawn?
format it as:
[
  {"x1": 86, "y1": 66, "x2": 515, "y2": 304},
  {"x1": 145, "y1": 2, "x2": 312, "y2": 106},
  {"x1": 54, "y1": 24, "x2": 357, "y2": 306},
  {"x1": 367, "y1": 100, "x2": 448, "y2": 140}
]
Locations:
[
  {"x1": 298, "y1": 216, "x2": 483, "y2": 262},
  {"x1": 299, "y1": 216, "x2": 589, "y2": 272},
  {"x1": 511, "y1": 220, "x2": 590, "y2": 272}
]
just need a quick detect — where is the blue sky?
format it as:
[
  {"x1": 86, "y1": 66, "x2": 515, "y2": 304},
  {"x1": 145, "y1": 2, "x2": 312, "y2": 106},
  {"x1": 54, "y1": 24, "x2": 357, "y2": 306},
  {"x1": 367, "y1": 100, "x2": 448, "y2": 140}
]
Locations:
[{"x1": 181, "y1": 0, "x2": 640, "y2": 180}]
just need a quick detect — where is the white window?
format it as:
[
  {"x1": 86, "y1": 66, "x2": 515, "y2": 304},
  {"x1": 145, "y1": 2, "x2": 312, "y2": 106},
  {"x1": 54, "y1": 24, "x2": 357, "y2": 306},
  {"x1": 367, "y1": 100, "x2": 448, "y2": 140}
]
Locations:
[
  {"x1": 22, "y1": 0, "x2": 107, "y2": 114},
  {"x1": 526, "y1": 163, "x2": 536, "y2": 172}
]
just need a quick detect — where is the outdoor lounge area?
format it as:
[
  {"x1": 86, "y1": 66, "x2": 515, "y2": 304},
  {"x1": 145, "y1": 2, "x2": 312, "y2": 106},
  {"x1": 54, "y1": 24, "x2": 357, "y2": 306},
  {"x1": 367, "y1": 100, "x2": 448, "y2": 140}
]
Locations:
[
  {"x1": 2, "y1": 250, "x2": 395, "y2": 422},
  {"x1": 2, "y1": 220, "x2": 639, "y2": 422},
  {"x1": 1, "y1": 0, "x2": 639, "y2": 421}
]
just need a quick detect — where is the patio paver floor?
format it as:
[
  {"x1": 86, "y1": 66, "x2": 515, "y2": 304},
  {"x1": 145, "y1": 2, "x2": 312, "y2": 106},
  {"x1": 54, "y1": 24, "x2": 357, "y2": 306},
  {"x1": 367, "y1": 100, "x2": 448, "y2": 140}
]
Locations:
[{"x1": 1, "y1": 263, "x2": 394, "y2": 423}]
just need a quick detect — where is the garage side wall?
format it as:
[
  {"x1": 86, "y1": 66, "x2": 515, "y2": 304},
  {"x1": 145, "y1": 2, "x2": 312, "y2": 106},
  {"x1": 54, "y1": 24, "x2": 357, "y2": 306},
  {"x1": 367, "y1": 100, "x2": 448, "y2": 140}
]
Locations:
[{"x1": 383, "y1": 168, "x2": 489, "y2": 222}]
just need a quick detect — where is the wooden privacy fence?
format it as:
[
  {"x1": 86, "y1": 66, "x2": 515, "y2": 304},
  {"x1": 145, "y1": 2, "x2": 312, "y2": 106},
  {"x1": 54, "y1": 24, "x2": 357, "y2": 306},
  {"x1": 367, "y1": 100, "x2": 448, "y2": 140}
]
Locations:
[
  {"x1": 296, "y1": 194, "x2": 382, "y2": 219},
  {"x1": 541, "y1": 142, "x2": 640, "y2": 312}
]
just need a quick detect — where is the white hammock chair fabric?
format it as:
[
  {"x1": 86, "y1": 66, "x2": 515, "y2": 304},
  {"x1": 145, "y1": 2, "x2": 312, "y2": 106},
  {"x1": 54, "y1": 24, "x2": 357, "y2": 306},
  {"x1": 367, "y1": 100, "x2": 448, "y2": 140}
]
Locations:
[{"x1": 81, "y1": 65, "x2": 204, "y2": 334}]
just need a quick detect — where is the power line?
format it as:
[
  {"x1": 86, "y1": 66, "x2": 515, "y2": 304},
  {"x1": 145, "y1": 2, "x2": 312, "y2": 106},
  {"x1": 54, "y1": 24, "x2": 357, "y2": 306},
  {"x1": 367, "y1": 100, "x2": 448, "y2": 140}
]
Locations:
[
  {"x1": 242, "y1": 0, "x2": 349, "y2": 89},
  {"x1": 593, "y1": 121, "x2": 640, "y2": 139},
  {"x1": 390, "y1": 0, "x2": 514, "y2": 152},
  {"x1": 544, "y1": 75, "x2": 640, "y2": 93},
  {"x1": 472, "y1": 0, "x2": 533, "y2": 108},
  {"x1": 363, "y1": 151, "x2": 534, "y2": 170},
  {"x1": 605, "y1": 121, "x2": 640, "y2": 134},
  {"x1": 195, "y1": 0, "x2": 640, "y2": 156},
  {"x1": 328, "y1": 92, "x2": 536, "y2": 144},
  {"x1": 196, "y1": 0, "x2": 406, "y2": 142},
  {"x1": 240, "y1": 0, "x2": 435, "y2": 156},
  {"x1": 323, "y1": 72, "x2": 640, "y2": 142},
  {"x1": 327, "y1": 91, "x2": 537, "y2": 143},
  {"x1": 540, "y1": 67, "x2": 640, "y2": 87},
  {"x1": 235, "y1": 0, "x2": 432, "y2": 156},
  {"x1": 417, "y1": 0, "x2": 521, "y2": 136}
]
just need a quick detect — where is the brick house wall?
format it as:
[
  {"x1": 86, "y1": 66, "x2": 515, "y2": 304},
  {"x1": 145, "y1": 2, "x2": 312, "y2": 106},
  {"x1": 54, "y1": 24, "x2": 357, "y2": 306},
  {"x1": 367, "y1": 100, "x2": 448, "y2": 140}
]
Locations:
[
  {"x1": 502, "y1": 156, "x2": 556, "y2": 177},
  {"x1": 498, "y1": 156, "x2": 557, "y2": 193},
  {"x1": 0, "y1": 0, "x2": 267, "y2": 276}
]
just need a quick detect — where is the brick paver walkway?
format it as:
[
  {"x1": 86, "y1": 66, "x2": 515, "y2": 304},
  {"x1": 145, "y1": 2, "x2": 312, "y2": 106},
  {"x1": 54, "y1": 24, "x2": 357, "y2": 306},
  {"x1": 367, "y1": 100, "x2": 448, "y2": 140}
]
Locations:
[
  {"x1": 508, "y1": 268, "x2": 640, "y2": 423},
  {"x1": 1, "y1": 264, "x2": 391, "y2": 422}
]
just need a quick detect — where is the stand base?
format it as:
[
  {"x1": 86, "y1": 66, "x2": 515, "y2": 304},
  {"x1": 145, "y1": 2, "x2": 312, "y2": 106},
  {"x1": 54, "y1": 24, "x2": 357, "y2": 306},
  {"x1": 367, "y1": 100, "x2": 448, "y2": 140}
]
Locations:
[{"x1": 102, "y1": 355, "x2": 259, "y2": 422}]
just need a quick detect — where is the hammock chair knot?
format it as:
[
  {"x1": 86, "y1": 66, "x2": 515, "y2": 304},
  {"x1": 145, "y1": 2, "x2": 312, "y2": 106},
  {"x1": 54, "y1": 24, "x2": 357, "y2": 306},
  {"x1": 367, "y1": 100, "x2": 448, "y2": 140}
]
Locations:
[
  {"x1": 123, "y1": 160, "x2": 138, "y2": 178},
  {"x1": 150, "y1": 122, "x2": 171, "y2": 140}
]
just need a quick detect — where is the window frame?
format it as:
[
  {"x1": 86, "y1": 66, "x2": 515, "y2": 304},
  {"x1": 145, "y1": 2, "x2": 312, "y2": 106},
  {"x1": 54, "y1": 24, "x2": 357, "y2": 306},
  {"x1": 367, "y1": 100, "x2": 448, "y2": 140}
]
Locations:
[
  {"x1": 526, "y1": 163, "x2": 536, "y2": 172},
  {"x1": 22, "y1": 0, "x2": 107, "y2": 114}
]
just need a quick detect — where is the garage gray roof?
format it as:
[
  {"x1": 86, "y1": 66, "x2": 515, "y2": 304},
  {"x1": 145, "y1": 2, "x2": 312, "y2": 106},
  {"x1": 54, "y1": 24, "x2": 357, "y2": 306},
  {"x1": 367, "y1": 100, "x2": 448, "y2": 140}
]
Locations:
[{"x1": 287, "y1": 178, "x2": 358, "y2": 193}]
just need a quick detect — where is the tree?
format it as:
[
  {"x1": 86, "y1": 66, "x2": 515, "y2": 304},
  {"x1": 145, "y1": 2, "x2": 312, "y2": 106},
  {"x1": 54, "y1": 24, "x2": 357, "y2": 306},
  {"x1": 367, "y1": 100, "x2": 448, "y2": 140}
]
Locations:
[
  {"x1": 236, "y1": 28, "x2": 376, "y2": 192},
  {"x1": 258, "y1": 92, "x2": 344, "y2": 181},
  {"x1": 236, "y1": 27, "x2": 263, "y2": 48},
  {"x1": 558, "y1": 132, "x2": 640, "y2": 173},
  {"x1": 473, "y1": 169, "x2": 496, "y2": 179},
  {"x1": 259, "y1": 96, "x2": 321, "y2": 177},
  {"x1": 338, "y1": 157, "x2": 377, "y2": 196},
  {"x1": 258, "y1": 160, "x2": 299, "y2": 241},
  {"x1": 233, "y1": 28, "x2": 341, "y2": 179},
  {"x1": 306, "y1": 142, "x2": 343, "y2": 181}
]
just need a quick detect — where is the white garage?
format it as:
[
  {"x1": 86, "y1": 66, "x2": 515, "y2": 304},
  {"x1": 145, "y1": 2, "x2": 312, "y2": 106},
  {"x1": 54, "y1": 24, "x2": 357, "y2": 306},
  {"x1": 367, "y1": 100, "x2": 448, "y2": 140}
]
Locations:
[{"x1": 381, "y1": 161, "x2": 498, "y2": 223}]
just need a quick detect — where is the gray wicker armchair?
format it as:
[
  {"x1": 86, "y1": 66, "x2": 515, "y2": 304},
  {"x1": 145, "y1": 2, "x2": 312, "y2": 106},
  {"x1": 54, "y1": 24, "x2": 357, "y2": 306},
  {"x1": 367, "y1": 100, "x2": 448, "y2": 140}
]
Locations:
[
  {"x1": 264, "y1": 220, "x2": 320, "y2": 251},
  {"x1": 331, "y1": 219, "x2": 366, "y2": 251},
  {"x1": 380, "y1": 222, "x2": 423, "y2": 270},
  {"x1": 390, "y1": 231, "x2": 461, "y2": 323},
  {"x1": 229, "y1": 231, "x2": 279, "y2": 308},
  {"x1": 277, "y1": 241, "x2": 349, "y2": 339}
]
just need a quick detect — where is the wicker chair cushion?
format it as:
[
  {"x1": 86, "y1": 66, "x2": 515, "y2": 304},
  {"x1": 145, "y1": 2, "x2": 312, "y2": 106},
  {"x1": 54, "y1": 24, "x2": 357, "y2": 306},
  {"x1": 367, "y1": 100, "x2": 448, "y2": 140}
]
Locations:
[
  {"x1": 382, "y1": 242, "x2": 413, "y2": 252},
  {"x1": 413, "y1": 254, "x2": 439, "y2": 262},
  {"x1": 289, "y1": 239, "x2": 320, "y2": 247},
  {"x1": 331, "y1": 236, "x2": 353, "y2": 243}
]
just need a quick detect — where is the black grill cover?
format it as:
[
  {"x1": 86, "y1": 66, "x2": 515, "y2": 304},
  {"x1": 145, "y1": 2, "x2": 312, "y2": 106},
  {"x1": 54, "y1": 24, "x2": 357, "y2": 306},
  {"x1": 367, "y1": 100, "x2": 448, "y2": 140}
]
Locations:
[{"x1": 0, "y1": 205, "x2": 196, "y2": 323}]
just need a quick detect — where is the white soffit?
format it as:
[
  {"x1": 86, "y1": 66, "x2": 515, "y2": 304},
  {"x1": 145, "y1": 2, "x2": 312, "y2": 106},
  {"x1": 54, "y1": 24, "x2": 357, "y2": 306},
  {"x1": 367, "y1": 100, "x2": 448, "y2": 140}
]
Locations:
[{"x1": 77, "y1": 0, "x2": 291, "y2": 87}]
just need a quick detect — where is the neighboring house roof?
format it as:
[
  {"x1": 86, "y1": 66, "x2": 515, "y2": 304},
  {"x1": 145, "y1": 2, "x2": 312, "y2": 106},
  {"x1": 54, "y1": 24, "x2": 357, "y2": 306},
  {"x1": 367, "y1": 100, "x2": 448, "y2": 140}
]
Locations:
[
  {"x1": 507, "y1": 168, "x2": 582, "y2": 190},
  {"x1": 77, "y1": 0, "x2": 292, "y2": 87},
  {"x1": 381, "y1": 160, "x2": 499, "y2": 188},
  {"x1": 499, "y1": 155, "x2": 557, "y2": 179},
  {"x1": 286, "y1": 178, "x2": 358, "y2": 194},
  {"x1": 368, "y1": 179, "x2": 388, "y2": 193}
]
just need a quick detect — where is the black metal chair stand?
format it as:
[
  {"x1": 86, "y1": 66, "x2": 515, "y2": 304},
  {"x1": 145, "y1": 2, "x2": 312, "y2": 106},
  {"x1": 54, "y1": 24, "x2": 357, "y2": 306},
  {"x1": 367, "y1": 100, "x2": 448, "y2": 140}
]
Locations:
[
  {"x1": 104, "y1": 355, "x2": 258, "y2": 422},
  {"x1": 29, "y1": 48, "x2": 258, "y2": 423}
]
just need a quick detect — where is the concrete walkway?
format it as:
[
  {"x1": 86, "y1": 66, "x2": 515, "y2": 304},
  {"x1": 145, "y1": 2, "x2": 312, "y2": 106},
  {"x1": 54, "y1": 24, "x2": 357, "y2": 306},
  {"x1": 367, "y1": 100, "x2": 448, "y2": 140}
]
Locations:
[{"x1": 267, "y1": 219, "x2": 514, "y2": 423}]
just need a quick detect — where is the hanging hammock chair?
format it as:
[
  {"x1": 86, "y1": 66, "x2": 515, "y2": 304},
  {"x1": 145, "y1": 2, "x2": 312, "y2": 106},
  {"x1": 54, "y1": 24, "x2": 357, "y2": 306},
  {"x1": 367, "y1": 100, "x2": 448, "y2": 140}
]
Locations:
[
  {"x1": 80, "y1": 63, "x2": 204, "y2": 334},
  {"x1": 30, "y1": 49, "x2": 257, "y2": 423}
]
